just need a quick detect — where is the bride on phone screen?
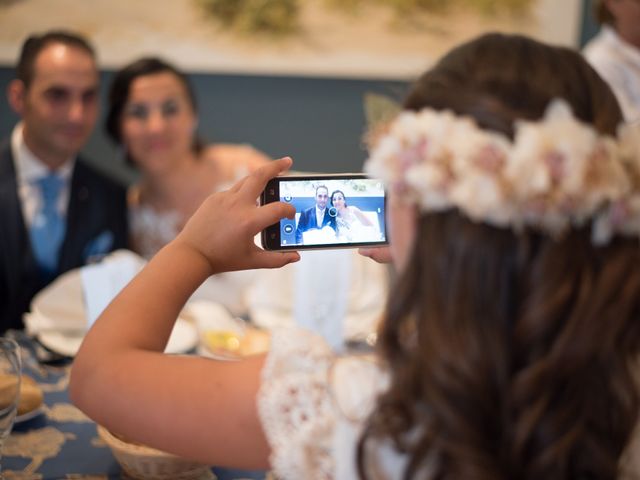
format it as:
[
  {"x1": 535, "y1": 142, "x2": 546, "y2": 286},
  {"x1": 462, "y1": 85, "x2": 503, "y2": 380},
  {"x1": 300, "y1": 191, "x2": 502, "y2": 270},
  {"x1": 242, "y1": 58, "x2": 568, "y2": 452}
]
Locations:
[{"x1": 330, "y1": 190, "x2": 378, "y2": 242}]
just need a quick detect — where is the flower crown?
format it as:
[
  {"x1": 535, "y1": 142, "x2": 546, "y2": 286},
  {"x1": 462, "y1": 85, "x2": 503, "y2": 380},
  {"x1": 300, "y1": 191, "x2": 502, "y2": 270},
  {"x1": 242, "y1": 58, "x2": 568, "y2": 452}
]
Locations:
[{"x1": 364, "y1": 100, "x2": 640, "y2": 245}]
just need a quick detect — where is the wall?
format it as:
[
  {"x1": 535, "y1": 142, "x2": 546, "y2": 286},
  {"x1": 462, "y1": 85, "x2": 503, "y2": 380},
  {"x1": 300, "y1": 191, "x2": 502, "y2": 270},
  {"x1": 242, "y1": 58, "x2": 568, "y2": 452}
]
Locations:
[{"x1": 580, "y1": 0, "x2": 599, "y2": 46}]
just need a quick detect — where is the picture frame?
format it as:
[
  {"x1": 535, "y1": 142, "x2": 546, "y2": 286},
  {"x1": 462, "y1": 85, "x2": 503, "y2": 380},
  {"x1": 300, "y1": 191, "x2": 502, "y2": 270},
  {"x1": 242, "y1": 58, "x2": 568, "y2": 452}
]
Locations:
[{"x1": 0, "y1": 0, "x2": 583, "y2": 79}]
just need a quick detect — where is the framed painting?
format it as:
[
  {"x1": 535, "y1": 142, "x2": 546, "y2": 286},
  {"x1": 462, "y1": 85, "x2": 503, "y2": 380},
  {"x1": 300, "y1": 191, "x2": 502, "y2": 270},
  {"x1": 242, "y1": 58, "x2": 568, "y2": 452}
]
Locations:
[{"x1": 0, "y1": 0, "x2": 582, "y2": 79}]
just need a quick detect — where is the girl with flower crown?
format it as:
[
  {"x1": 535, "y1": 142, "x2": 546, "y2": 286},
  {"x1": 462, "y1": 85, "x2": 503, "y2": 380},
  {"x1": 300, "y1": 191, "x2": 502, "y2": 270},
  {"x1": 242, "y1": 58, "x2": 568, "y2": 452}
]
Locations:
[{"x1": 70, "y1": 33, "x2": 640, "y2": 479}]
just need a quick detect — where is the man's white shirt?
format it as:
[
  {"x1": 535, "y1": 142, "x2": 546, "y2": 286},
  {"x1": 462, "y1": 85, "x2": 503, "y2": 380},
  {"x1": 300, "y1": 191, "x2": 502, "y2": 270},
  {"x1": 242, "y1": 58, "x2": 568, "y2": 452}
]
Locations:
[
  {"x1": 11, "y1": 123, "x2": 74, "y2": 228},
  {"x1": 584, "y1": 26, "x2": 640, "y2": 122},
  {"x1": 315, "y1": 205, "x2": 326, "y2": 227}
]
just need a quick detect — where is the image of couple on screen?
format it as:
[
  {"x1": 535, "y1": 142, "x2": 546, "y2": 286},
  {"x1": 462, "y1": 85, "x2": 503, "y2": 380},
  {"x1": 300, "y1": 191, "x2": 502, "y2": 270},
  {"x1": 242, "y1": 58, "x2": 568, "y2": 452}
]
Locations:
[{"x1": 294, "y1": 185, "x2": 378, "y2": 245}]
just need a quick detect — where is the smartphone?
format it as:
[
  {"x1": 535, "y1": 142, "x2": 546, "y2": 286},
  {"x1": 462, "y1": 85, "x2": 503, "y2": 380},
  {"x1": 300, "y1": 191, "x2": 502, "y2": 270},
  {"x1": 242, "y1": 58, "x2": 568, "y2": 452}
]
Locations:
[{"x1": 261, "y1": 173, "x2": 388, "y2": 251}]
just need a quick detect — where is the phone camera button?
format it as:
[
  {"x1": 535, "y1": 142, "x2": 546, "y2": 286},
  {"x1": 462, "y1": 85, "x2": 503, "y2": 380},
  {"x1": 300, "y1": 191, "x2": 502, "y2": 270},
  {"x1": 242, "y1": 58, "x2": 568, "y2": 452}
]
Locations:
[
  {"x1": 283, "y1": 224, "x2": 294, "y2": 234},
  {"x1": 284, "y1": 195, "x2": 292, "y2": 202}
]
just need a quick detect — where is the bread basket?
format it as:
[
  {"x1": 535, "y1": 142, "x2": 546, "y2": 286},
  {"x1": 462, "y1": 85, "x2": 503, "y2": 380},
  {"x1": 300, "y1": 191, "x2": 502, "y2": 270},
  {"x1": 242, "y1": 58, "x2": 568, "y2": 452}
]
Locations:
[{"x1": 97, "y1": 425, "x2": 214, "y2": 480}]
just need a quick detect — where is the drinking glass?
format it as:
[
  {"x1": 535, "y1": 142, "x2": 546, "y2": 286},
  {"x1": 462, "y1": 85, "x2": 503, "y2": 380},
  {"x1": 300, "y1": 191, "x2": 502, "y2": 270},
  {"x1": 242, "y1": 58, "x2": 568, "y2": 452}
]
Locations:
[{"x1": 0, "y1": 338, "x2": 21, "y2": 474}]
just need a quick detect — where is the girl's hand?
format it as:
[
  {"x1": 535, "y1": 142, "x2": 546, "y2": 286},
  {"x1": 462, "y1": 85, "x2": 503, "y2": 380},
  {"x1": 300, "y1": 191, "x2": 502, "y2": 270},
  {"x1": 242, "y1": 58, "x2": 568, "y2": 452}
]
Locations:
[{"x1": 177, "y1": 157, "x2": 300, "y2": 274}]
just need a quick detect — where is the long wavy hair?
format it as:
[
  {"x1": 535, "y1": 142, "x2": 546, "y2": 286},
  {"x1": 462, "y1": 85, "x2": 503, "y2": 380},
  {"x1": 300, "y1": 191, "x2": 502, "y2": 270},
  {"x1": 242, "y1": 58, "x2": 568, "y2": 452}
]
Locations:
[{"x1": 358, "y1": 33, "x2": 640, "y2": 479}]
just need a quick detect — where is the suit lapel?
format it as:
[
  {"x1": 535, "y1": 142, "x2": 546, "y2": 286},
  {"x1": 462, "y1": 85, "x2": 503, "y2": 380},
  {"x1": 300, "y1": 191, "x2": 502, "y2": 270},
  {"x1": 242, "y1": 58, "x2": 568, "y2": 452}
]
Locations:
[{"x1": 0, "y1": 143, "x2": 27, "y2": 295}]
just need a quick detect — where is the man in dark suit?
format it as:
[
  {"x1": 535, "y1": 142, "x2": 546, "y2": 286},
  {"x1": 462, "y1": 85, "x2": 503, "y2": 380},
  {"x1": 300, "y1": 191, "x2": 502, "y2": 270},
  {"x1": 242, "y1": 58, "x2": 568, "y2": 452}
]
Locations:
[
  {"x1": 295, "y1": 185, "x2": 336, "y2": 244},
  {"x1": 0, "y1": 30, "x2": 128, "y2": 333}
]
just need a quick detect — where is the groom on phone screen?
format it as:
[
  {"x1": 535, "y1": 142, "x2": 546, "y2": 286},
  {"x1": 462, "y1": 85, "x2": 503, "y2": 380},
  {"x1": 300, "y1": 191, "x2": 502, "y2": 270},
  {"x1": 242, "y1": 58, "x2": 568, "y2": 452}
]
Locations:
[{"x1": 295, "y1": 185, "x2": 336, "y2": 244}]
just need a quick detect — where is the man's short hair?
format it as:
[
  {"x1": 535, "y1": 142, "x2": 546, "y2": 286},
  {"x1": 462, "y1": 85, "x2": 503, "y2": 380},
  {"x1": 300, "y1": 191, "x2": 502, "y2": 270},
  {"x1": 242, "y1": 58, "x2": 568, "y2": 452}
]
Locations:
[
  {"x1": 593, "y1": 0, "x2": 614, "y2": 25},
  {"x1": 16, "y1": 30, "x2": 96, "y2": 87},
  {"x1": 316, "y1": 185, "x2": 329, "y2": 196}
]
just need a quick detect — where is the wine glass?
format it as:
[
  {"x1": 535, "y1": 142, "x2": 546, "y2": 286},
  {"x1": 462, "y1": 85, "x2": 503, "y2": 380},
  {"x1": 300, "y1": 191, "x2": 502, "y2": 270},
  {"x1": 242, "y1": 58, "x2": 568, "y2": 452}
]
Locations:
[{"x1": 0, "y1": 338, "x2": 21, "y2": 474}]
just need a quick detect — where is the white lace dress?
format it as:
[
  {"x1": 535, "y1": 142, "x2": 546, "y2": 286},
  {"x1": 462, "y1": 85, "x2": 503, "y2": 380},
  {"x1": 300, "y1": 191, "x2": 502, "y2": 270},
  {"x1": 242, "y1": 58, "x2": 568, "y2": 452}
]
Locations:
[
  {"x1": 335, "y1": 207, "x2": 380, "y2": 243},
  {"x1": 258, "y1": 327, "x2": 409, "y2": 479},
  {"x1": 129, "y1": 204, "x2": 181, "y2": 260}
]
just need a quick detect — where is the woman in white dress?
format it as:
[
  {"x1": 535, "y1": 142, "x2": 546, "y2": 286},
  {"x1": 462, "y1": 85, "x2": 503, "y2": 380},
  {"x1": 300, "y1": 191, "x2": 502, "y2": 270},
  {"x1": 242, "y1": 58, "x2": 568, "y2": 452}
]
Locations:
[
  {"x1": 330, "y1": 190, "x2": 378, "y2": 242},
  {"x1": 105, "y1": 57, "x2": 269, "y2": 313},
  {"x1": 71, "y1": 34, "x2": 640, "y2": 480}
]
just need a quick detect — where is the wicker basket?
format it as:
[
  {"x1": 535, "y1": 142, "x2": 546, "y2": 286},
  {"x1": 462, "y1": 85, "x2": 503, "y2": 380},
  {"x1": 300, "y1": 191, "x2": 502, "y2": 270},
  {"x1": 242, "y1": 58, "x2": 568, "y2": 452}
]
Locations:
[{"x1": 97, "y1": 425, "x2": 214, "y2": 480}]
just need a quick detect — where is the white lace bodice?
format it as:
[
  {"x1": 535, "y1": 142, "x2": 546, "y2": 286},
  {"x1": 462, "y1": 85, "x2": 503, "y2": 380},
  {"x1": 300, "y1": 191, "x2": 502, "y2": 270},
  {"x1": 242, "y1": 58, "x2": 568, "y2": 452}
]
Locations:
[
  {"x1": 258, "y1": 327, "x2": 409, "y2": 479},
  {"x1": 335, "y1": 207, "x2": 380, "y2": 243},
  {"x1": 129, "y1": 203, "x2": 181, "y2": 260}
]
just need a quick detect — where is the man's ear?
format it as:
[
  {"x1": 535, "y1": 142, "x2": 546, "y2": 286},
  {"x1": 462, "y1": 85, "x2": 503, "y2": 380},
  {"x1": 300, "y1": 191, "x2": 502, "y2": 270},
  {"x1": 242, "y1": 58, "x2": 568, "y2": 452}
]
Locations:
[{"x1": 7, "y1": 79, "x2": 26, "y2": 115}]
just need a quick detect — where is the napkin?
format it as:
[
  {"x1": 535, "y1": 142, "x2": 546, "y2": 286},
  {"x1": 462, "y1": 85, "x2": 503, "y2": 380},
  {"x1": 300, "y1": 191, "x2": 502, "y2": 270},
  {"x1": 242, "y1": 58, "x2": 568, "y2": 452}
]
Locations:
[
  {"x1": 246, "y1": 248, "x2": 388, "y2": 344},
  {"x1": 26, "y1": 267, "x2": 85, "y2": 335},
  {"x1": 80, "y1": 250, "x2": 145, "y2": 327},
  {"x1": 293, "y1": 249, "x2": 352, "y2": 350},
  {"x1": 26, "y1": 250, "x2": 146, "y2": 336}
]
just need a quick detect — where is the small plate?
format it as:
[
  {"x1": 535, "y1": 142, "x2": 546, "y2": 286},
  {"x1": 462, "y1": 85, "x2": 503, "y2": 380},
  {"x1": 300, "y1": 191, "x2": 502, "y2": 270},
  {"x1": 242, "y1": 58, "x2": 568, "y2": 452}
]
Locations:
[
  {"x1": 37, "y1": 330, "x2": 83, "y2": 358},
  {"x1": 15, "y1": 405, "x2": 45, "y2": 424},
  {"x1": 187, "y1": 301, "x2": 247, "y2": 360},
  {"x1": 198, "y1": 327, "x2": 270, "y2": 360},
  {"x1": 38, "y1": 318, "x2": 198, "y2": 357}
]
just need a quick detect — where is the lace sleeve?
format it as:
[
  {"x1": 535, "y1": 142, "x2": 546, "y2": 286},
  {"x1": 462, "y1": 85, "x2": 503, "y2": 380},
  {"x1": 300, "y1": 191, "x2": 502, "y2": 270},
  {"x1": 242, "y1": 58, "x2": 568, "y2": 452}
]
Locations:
[
  {"x1": 258, "y1": 328, "x2": 393, "y2": 480},
  {"x1": 258, "y1": 328, "x2": 336, "y2": 479}
]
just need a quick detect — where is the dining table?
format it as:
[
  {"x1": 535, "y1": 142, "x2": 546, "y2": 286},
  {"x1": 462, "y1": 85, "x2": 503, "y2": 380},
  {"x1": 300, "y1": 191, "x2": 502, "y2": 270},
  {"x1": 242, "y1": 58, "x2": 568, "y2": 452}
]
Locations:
[{"x1": 2, "y1": 331, "x2": 269, "y2": 480}]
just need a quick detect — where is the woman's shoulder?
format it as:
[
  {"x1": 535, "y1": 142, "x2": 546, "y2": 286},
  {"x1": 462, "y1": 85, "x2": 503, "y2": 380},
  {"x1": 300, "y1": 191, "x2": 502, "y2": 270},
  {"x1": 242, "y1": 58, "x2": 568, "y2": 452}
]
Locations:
[
  {"x1": 202, "y1": 143, "x2": 271, "y2": 184},
  {"x1": 202, "y1": 143, "x2": 271, "y2": 166},
  {"x1": 346, "y1": 205, "x2": 366, "y2": 219}
]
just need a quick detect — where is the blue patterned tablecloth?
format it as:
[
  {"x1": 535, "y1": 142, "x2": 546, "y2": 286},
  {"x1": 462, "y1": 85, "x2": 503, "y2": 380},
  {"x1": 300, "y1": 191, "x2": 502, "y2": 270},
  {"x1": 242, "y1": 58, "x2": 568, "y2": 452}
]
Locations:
[{"x1": 3, "y1": 337, "x2": 267, "y2": 480}]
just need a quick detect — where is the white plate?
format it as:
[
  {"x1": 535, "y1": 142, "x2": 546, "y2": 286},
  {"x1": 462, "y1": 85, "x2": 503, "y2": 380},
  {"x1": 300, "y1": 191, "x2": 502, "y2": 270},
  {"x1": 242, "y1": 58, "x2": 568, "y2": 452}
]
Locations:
[
  {"x1": 15, "y1": 405, "x2": 45, "y2": 424},
  {"x1": 38, "y1": 318, "x2": 199, "y2": 357},
  {"x1": 37, "y1": 330, "x2": 84, "y2": 358},
  {"x1": 164, "y1": 318, "x2": 199, "y2": 354}
]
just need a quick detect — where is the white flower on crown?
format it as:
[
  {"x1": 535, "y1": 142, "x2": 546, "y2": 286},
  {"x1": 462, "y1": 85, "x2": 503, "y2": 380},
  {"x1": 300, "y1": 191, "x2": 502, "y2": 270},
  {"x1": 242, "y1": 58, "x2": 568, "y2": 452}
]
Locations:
[
  {"x1": 592, "y1": 121, "x2": 640, "y2": 243},
  {"x1": 365, "y1": 99, "x2": 640, "y2": 245}
]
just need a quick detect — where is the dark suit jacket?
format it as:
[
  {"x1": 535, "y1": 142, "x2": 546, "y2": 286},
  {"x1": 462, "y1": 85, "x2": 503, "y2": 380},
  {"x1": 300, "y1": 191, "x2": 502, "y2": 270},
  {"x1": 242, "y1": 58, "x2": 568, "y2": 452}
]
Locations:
[
  {"x1": 0, "y1": 141, "x2": 128, "y2": 333},
  {"x1": 295, "y1": 206, "x2": 337, "y2": 244}
]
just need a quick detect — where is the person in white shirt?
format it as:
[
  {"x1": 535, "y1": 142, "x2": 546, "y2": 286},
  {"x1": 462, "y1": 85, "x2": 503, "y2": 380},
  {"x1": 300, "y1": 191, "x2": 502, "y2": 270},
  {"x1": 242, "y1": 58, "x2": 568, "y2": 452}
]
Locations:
[
  {"x1": 0, "y1": 30, "x2": 128, "y2": 333},
  {"x1": 583, "y1": 0, "x2": 640, "y2": 122}
]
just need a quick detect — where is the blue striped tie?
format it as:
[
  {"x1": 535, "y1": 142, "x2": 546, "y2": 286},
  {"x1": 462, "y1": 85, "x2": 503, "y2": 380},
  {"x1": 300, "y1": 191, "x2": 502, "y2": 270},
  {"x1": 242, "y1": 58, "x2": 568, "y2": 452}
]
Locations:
[{"x1": 30, "y1": 173, "x2": 66, "y2": 274}]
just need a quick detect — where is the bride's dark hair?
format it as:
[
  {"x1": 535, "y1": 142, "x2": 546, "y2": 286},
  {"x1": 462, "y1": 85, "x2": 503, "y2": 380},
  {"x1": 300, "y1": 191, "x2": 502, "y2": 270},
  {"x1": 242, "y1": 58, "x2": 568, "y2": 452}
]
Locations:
[{"x1": 358, "y1": 33, "x2": 640, "y2": 479}]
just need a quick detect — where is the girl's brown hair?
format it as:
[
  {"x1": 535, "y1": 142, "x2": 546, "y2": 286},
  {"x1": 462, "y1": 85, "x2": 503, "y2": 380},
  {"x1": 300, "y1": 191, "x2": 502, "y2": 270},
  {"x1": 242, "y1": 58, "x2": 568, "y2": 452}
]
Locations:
[{"x1": 358, "y1": 33, "x2": 639, "y2": 480}]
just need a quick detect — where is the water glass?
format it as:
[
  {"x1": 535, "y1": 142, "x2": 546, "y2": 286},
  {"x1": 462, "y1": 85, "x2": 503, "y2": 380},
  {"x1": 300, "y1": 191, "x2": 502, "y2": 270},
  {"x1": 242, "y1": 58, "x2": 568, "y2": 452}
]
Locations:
[{"x1": 0, "y1": 338, "x2": 21, "y2": 472}]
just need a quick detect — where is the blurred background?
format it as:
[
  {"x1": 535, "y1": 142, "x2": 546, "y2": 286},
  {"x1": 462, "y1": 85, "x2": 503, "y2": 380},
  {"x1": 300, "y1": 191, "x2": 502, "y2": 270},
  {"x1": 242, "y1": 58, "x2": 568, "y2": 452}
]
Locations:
[{"x1": 0, "y1": 0, "x2": 599, "y2": 184}]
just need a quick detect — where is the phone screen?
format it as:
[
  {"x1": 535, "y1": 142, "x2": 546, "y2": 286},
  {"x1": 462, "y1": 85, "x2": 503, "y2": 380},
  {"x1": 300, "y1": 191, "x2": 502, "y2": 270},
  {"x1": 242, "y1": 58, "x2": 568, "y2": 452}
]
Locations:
[{"x1": 262, "y1": 174, "x2": 387, "y2": 250}]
